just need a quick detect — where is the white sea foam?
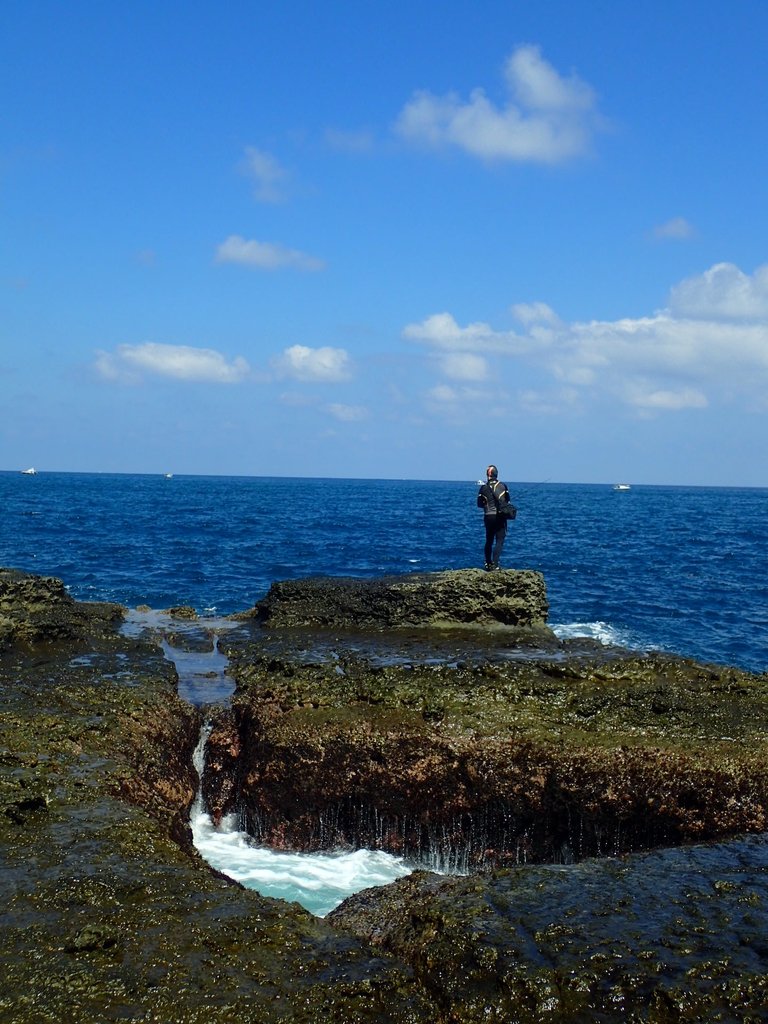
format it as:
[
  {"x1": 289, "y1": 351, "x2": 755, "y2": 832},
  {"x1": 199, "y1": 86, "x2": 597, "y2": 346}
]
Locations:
[
  {"x1": 552, "y1": 620, "x2": 640, "y2": 649},
  {"x1": 190, "y1": 724, "x2": 411, "y2": 917},
  {"x1": 191, "y1": 808, "x2": 411, "y2": 917}
]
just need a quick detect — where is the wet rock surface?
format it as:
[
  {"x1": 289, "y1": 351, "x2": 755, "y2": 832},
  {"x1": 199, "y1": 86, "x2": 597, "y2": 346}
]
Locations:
[
  {"x1": 329, "y1": 836, "x2": 768, "y2": 1022},
  {"x1": 0, "y1": 567, "x2": 123, "y2": 650},
  {"x1": 0, "y1": 572, "x2": 436, "y2": 1022},
  {"x1": 3, "y1": 568, "x2": 768, "y2": 1022}
]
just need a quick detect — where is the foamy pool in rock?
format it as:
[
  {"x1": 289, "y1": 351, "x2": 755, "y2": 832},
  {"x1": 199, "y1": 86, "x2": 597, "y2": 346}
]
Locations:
[
  {"x1": 190, "y1": 724, "x2": 412, "y2": 916},
  {"x1": 190, "y1": 807, "x2": 412, "y2": 917}
]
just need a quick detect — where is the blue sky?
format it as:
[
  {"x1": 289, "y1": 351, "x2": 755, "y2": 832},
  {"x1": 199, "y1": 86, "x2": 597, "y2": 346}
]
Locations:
[{"x1": 2, "y1": 0, "x2": 768, "y2": 485}]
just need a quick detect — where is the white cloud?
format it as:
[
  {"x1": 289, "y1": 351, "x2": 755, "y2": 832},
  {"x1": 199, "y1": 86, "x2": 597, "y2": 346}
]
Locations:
[
  {"x1": 625, "y1": 386, "x2": 708, "y2": 411},
  {"x1": 394, "y1": 44, "x2": 602, "y2": 163},
  {"x1": 424, "y1": 382, "x2": 506, "y2": 422},
  {"x1": 403, "y1": 312, "x2": 531, "y2": 354},
  {"x1": 325, "y1": 402, "x2": 368, "y2": 421},
  {"x1": 215, "y1": 235, "x2": 325, "y2": 272},
  {"x1": 405, "y1": 262, "x2": 768, "y2": 414},
  {"x1": 439, "y1": 352, "x2": 489, "y2": 381},
  {"x1": 652, "y1": 216, "x2": 695, "y2": 240},
  {"x1": 273, "y1": 344, "x2": 352, "y2": 382},
  {"x1": 511, "y1": 301, "x2": 561, "y2": 326},
  {"x1": 241, "y1": 146, "x2": 288, "y2": 203},
  {"x1": 95, "y1": 343, "x2": 250, "y2": 384},
  {"x1": 518, "y1": 387, "x2": 580, "y2": 415},
  {"x1": 428, "y1": 384, "x2": 460, "y2": 403},
  {"x1": 426, "y1": 383, "x2": 498, "y2": 405},
  {"x1": 279, "y1": 391, "x2": 315, "y2": 407},
  {"x1": 669, "y1": 262, "x2": 768, "y2": 319},
  {"x1": 547, "y1": 311, "x2": 768, "y2": 402}
]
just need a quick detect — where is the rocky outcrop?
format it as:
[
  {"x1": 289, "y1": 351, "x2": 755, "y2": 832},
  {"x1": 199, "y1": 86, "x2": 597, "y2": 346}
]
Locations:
[
  {"x1": 249, "y1": 568, "x2": 551, "y2": 632},
  {"x1": 0, "y1": 572, "x2": 438, "y2": 1023},
  {"x1": 329, "y1": 836, "x2": 768, "y2": 1021},
  {"x1": 4, "y1": 567, "x2": 768, "y2": 1022},
  {"x1": 0, "y1": 566, "x2": 124, "y2": 649},
  {"x1": 213, "y1": 644, "x2": 768, "y2": 867}
]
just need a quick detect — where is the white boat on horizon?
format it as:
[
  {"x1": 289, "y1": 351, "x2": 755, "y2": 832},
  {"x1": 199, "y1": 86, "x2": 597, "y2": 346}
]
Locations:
[
  {"x1": 21, "y1": 467, "x2": 37, "y2": 475},
  {"x1": 613, "y1": 483, "x2": 631, "y2": 491}
]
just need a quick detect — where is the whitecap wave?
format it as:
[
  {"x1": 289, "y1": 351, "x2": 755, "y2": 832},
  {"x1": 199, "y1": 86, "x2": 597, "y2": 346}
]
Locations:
[{"x1": 552, "y1": 620, "x2": 643, "y2": 649}]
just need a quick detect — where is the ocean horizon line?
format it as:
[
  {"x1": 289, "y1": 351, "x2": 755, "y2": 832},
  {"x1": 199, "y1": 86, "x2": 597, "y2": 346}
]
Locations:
[{"x1": 2, "y1": 468, "x2": 766, "y2": 491}]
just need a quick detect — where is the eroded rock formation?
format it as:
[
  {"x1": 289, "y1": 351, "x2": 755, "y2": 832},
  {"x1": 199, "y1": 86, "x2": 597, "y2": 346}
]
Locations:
[
  {"x1": 211, "y1": 644, "x2": 768, "y2": 867},
  {"x1": 0, "y1": 567, "x2": 123, "y2": 649},
  {"x1": 329, "y1": 836, "x2": 768, "y2": 1021},
  {"x1": 3, "y1": 567, "x2": 768, "y2": 1022},
  {"x1": 248, "y1": 567, "x2": 551, "y2": 632},
  {"x1": 0, "y1": 571, "x2": 436, "y2": 1023}
]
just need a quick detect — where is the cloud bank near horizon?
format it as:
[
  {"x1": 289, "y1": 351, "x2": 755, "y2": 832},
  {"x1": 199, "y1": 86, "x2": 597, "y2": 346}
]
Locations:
[{"x1": 404, "y1": 262, "x2": 768, "y2": 414}]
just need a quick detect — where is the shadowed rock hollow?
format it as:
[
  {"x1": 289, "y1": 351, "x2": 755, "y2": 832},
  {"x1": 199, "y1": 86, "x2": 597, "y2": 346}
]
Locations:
[
  {"x1": 0, "y1": 570, "x2": 436, "y2": 1023},
  {"x1": 211, "y1": 644, "x2": 768, "y2": 867}
]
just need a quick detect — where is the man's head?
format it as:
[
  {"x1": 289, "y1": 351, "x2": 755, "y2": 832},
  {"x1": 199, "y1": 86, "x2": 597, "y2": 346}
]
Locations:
[{"x1": 486, "y1": 465, "x2": 498, "y2": 480}]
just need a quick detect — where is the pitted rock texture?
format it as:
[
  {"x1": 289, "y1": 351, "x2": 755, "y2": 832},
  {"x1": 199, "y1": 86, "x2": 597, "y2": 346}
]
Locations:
[
  {"x1": 0, "y1": 567, "x2": 124, "y2": 649},
  {"x1": 213, "y1": 647, "x2": 768, "y2": 867},
  {"x1": 329, "y1": 835, "x2": 768, "y2": 1022},
  {"x1": 0, "y1": 570, "x2": 437, "y2": 1023},
  {"x1": 249, "y1": 568, "x2": 551, "y2": 632},
  {"x1": 5, "y1": 567, "x2": 768, "y2": 1023}
]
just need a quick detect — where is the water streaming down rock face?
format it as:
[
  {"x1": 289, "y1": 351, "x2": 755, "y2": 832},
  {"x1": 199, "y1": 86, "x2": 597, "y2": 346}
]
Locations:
[
  {"x1": 122, "y1": 612, "x2": 414, "y2": 916},
  {"x1": 208, "y1": 587, "x2": 768, "y2": 873},
  {"x1": 190, "y1": 721, "x2": 412, "y2": 916},
  {"x1": 238, "y1": 784, "x2": 659, "y2": 871}
]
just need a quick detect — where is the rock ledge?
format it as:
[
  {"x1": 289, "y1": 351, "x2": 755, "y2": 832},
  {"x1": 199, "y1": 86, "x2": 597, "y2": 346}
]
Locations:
[{"x1": 250, "y1": 568, "x2": 550, "y2": 632}]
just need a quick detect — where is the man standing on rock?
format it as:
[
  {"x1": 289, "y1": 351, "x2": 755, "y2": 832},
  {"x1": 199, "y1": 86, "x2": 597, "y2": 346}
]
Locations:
[{"x1": 477, "y1": 464, "x2": 512, "y2": 570}]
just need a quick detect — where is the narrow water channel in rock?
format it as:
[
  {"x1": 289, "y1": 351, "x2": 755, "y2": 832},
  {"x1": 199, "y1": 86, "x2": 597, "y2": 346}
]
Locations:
[{"x1": 123, "y1": 610, "x2": 413, "y2": 916}]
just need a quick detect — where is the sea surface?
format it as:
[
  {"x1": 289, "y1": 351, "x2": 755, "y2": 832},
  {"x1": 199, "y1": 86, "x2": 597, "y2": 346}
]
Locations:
[
  {"x1": 2, "y1": 471, "x2": 765, "y2": 672},
  {"x1": 2, "y1": 471, "x2": 766, "y2": 914}
]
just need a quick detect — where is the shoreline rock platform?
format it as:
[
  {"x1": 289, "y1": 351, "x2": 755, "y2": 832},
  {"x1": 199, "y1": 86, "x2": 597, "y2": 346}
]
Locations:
[
  {"x1": 249, "y1": 568, "x2": 552, "y2": 633},
  {"x1": 2, "y1": 566, "x2": 768, "y2": 1022}
]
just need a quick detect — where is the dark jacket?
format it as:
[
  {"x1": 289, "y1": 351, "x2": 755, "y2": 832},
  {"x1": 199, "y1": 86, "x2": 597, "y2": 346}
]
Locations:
[{"x1": 477, "y1": 480, "x2": 509, "y2": 517}]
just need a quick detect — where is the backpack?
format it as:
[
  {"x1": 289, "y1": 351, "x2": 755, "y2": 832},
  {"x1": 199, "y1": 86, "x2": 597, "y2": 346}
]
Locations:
[{"x1": 492, "y1": 482, "x2": 517, "y2": 520}]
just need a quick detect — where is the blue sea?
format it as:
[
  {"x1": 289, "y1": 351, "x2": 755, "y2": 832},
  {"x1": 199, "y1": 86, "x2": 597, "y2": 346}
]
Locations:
[
  {"x1": 3, "y1": 471, "x2": 766, "y2": 915},
  {"x1": 2, "y1": 471, "x2": 765, "y2": 673}
]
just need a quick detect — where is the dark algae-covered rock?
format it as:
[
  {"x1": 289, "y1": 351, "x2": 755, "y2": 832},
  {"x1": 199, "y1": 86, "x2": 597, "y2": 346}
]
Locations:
[
  {"x1": 249, "y1": 567, "x2": 551, "y2": 632},
  {"x1": 329, "y1": 836, "x2": 768, "y2": 1022},
  {"x1": 0, "y1": 572, "x2": 437, "y2": 1023},
  {"x1": 3, "y1": 567, "x2": 768, "y2": 1022},
  {"x1": 0, "y1": 567, "x2": 123, "y2": 650},
  {"x1": 215, "y1": 644, "x2": 768, "y2": 865}
]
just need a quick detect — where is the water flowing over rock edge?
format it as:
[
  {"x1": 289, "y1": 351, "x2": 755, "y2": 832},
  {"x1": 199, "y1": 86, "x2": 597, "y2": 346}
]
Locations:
[{"x1": 2, "y1": 567, "x2": 768, "y2": 1022}]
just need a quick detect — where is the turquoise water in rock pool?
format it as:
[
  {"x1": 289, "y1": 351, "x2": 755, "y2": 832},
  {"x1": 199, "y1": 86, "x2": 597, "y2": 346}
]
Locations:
[{"x1": 2, "y1": 471, "x2": 767, "y2": 914}]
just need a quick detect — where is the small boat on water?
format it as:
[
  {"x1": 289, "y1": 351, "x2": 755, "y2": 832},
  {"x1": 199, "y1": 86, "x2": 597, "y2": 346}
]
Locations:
[
  {"x1": 21, "y1": 467, "x2": 37, "y2": 475},
  {"x1": 613, "y1": 483, "x2": 631, "y2": 491}
]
